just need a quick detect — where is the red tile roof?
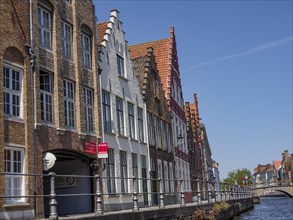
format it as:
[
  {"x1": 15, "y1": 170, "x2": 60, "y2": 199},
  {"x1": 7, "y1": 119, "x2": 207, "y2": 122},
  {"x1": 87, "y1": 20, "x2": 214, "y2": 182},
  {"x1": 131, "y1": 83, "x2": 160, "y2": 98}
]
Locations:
[
  {"x1": 129, "y1": 38, "x2": 170, "y2": 94},
  {"x1": 97, "y1": 22, "x2": 108, "y2": 46},
  {"x1": 273, "y1": 160, "x2": 281, "y2": 170}
]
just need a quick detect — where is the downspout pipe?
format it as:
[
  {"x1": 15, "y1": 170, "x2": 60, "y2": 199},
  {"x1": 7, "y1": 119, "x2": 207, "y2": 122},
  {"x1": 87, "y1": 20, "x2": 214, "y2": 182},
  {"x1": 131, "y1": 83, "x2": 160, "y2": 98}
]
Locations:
[{"x1": 28, "y1": 0, "x2": 37, "y2": 217}]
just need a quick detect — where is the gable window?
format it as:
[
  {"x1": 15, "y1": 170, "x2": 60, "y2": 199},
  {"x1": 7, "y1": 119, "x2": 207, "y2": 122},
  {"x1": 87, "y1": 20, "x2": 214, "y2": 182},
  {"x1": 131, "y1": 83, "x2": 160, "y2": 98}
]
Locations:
[
  {"x1": 102, "y1": 90, "x2": 111, "y2": 132},
  {"x1": 147, "y1": 112, "x2": 153, "y2": 145},
  {"x1": 120, "y1": 151, "x2": 128, "y2": 193},
  {"x1": 117, "y1": 55, "x2": 124, "y2": 77},
  {"x1": 38, "y1": 6, "x2": 52, "y2": 49},
  {"x1": 3, "y1": 65, "x2": 23, "y2": 118},
  {"x1": 64, "y1": 80, "x2": 75, "y2": 128},
  {"x1": 84, "y1": 87, "x2": 94, "y2": 132},
  {"x1": 82, "y1": 32, "x2": 91, "y2": 69},
  {"x1": 40, "y1": 71, "x2": 53, "y2": 123},
  {"x1": 128, "y1": 102, "x2": 135, "y2": 139},
  {"x1": 62, "y1": 21, "x2": 73, "y2": 60},
  {"x1": 116, "y1": 97, "x2": 124, "y2": 135},
  {"x1": 5, "y1": 147, "x2": 25, "y2": 203},
  {"x1": 137, "y1": 108, "x2": 144, "y2": 142},
  {"x1": 154, "y1": 116, "x2": 160, "y2": 148},
  {"x1": 106, "y1": 148, "x2": 115, "y2": 194},
  {"x1": 153, "y1": 80, "x2": 159, "y2": 97}
]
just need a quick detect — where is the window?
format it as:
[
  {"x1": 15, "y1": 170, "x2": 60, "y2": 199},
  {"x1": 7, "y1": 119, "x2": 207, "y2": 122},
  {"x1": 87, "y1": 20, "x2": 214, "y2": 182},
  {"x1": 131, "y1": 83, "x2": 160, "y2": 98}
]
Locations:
[
  {"x1": 64, "y1": 0, "x2": 72, "y2": 3},
  {"x1": 120, "y1": 151, "x2": 128, "y2": 193},
  {"x1": 5, "y1": 147, "x2": 24, "y2": 203},
  {"x1": 169, "y1": 162, "x2": 174, "y2": 193},
  {"x1": 102, "y1": 90, "x2": 111, "y2": 132},
  {"x1": 64, "y1": 80, "x2": 75, "y2": 127},
  {"x1": 3, "y1": 65, "x2": 23, "y2": 118},
  {"x1": 84, "y1": 87, "x2": 94, "y2": 131},
  {"x1": 40, "y1": 71, "x2": 53, "y2": 123},
  {"x1": 157, "y1": 159, "x2": 162, "y2": 180},
  {"x1": 38, "y1": 6, "x2": 52, "y2": 49},
  {"x1": 164, "y1": 161, "x2": 169, "y2": 193},
  {"x1": 116, "y1": 97, "x2": 124, "y2": 135},
  {"x1": 153, "y1": 80, "x2": 159, "y2": 97},
  {"x1": 82, "y1": 32, "x2": 91, "y2": 69},
  {"x1": 147, "y1": 112, "x2": 153, "y2": 145},
  {"x1": 106, "y1": 148, "x2": 115, "y2": 194},
  {"x1": 117, "y1": 55, "x2": 124, "y2": 77},
  {"x1": 154, "y1": 116, "x2": 160, "y2": 148},
  {"x1": 128, "y1": 102, "x2": 135, "y2": 139},
  {"x1": 167, "y1": 123, "x2": 171, "y2": 152},
  {"x1": 62, "y1": 21, "x2": 73, "y2": 60},
  {"x1": 137, "y1": 108, "x2": 144, "y2": 142},
  {"x1": 132, "y1": 153, "x2": 138, "y2": 192},
  {"x1": 141, "y1": 155, "x2": 148, "y2": 205},
  {"x1": 161, "y1": 120, "x2": 166, "y2": 150}
]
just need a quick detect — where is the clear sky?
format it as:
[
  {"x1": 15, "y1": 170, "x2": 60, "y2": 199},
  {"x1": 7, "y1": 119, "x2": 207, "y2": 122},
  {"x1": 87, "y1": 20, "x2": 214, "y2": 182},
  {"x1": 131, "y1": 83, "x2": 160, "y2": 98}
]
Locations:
[{"x1": 94, "y1": 0, "x2": 293, "y2": 179}]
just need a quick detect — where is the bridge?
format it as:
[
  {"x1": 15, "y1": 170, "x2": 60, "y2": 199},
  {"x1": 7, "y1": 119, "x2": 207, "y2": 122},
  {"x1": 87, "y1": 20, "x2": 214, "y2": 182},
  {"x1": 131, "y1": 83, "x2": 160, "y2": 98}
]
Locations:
[{"x1": 251, "y1": 183, "x2": 293, "y2": 197}]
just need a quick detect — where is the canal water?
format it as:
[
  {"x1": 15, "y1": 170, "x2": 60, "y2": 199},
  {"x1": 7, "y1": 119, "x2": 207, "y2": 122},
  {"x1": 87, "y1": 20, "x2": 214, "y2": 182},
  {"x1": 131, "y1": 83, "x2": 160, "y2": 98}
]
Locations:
[{"x1": 234, "y1": 197, "x2": 293, "y2": 220}]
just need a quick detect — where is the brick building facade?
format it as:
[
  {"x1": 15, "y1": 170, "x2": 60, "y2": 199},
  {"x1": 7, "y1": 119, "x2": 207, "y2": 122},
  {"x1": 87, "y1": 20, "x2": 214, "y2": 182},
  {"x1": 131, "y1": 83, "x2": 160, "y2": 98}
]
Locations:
[
  {"x1": 132, "y1": 47, "x2": 176, "y2": 205},
  {"x1": 1, "y1": 0, "x2": 101, "y2": 218}
]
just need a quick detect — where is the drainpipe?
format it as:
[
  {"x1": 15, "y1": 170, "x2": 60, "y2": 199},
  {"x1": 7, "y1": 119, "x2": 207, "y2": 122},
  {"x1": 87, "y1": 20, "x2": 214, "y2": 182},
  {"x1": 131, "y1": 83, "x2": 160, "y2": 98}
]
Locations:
[{"x1": 29, "y1": 0, "x2": 37, "y2": 217}]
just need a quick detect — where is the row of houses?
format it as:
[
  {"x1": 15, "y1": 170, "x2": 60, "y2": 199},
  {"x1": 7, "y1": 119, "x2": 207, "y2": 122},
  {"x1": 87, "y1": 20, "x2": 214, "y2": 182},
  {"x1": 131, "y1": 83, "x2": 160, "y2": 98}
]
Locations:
[
  {"x1": 253, "y1": 150, "x2": 293, "y2": 185},
  {"x1": 0, "y1": 1, "x2": 219, "y2": 219}
]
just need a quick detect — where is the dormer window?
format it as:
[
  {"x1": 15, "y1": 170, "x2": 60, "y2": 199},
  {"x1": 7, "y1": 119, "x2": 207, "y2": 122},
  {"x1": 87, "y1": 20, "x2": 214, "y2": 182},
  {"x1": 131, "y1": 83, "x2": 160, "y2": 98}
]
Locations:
[{"x1": 117, "y1": 54, "x2": 125, "y2": 77}]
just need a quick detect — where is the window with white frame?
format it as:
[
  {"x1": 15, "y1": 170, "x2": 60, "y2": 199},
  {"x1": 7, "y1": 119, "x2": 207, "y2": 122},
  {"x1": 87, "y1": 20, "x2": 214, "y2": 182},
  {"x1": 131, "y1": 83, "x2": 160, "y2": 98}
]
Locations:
[
  {"x1": 64, "y1": 80, "x2": 75, "y2": 127},
  {"x1": 102, "y1": 90, "x2": 111, "y2": 132},
  {"x1": 161, "y1": 120, "x2": 166, "y2": 150},
  {"x1": 38, "y1": 6, "x2": 52, "y2": 49},
  {"x1": 5, "y1": 147, "x2": 25, "y2": 203},
  {"x1": 169, "y1": 162, "x2": 174, "y2": 193},
  {"x1": 84, "y1": 87, "x2": 94, "y2": 132},
  {"x1": 116, "y1": 97, "x2": 124, "y2": 135},
  {"x1": 117, "y1": 55, "x2": 125, "y2": 77},
  {"x1": 82, "y1": 32, "x2": 91, "y2": 69},
  {"x1": 164, "y1": 161, "x2": 169, "y2": 193},
  {"x1": 137, "y1": 108, "x2": 144, "y2": 142},
  {"x1": 120, "y1": 151, "x2": 128, "y2": 193},
  {"x1": 132, "y1": 153, "x2": 138, "y2": 191},
  {"x1": 147, "y1": 112, "x2": 153, "y2": 145},
  {"x1": 40, "y1": 71, "x2": 53, "y2": 123},
  {"x1": 128, "y1": 102, "x2": 135, "y2": 139},
  {"x1": 154, "y1": 116, "x2": 160, "y2": 148},
  {"x1": 62, "y1": 21, "x2": 73, "y2": 60},
  {"x1": 106, "y1": 148, "x2": 115, "y2": 194},
  {"x1": 167, "y1": 123, "x2": 171, "y2": 152},
  {"x1": 3, "y1": 64, "x2": 23, "y2": 118},
  {"x1": 157, "y1": 159, "x2": 162, "y2": 180}
]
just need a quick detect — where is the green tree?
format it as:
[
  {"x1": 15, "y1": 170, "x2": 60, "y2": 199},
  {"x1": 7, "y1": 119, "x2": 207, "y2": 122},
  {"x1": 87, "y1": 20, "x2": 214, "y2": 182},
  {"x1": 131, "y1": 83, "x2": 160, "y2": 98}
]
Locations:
[{"x1": 223, "y1": 168, "x2": 252, "y2": 185}]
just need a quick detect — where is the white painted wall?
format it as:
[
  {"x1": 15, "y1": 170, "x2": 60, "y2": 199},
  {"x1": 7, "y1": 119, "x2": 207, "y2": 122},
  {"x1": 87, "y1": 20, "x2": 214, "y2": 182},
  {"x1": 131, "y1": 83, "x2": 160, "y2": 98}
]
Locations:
[{"x1": 98, "y1": 10, "x2": 149, "y2": 210}]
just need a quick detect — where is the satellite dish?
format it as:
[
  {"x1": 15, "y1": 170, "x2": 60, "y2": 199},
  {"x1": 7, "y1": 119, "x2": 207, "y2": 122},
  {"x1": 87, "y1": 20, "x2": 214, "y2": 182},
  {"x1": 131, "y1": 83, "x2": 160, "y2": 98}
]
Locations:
[{"x1": 43, "y1": 152, "x2": 56, "y2": 171}]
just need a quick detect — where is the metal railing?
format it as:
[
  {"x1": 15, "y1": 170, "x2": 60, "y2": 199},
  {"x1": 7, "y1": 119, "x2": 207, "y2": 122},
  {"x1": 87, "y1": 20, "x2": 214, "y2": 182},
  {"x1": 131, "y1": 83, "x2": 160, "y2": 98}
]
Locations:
[{"x1": 0, "y1": 172, "x2": 253, "y2": 219}]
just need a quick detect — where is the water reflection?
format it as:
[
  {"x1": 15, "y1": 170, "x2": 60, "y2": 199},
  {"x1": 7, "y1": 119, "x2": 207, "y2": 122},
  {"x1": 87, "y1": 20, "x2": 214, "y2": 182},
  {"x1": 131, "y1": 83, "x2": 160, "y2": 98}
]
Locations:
[{"x1": 234, "y1": 197, "x2": 293, "y2": 220}]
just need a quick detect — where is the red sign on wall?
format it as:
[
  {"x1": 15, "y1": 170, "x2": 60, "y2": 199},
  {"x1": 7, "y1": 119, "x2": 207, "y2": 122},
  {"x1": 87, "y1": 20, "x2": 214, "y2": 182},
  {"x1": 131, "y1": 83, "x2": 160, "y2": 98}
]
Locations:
[
  {"x1": 84, "y1": 142, "x2": 97, "y2": 155},
  {"x1": 98, "y1": 143, "x2": 108, "y2": 158}
]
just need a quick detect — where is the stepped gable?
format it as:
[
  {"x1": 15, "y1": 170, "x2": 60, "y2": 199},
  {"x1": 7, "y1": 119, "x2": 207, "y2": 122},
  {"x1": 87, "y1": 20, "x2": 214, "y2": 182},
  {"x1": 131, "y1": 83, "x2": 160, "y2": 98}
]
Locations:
[
  {"x1": 129, "y1": 38, "x2": 169, "y2": 94},
  {"x1": 132, "y1": 47, "x2": 163, "y2": 101},
  {"x1": 97, "y1": 21, "x2": 108, "y2": 46}
]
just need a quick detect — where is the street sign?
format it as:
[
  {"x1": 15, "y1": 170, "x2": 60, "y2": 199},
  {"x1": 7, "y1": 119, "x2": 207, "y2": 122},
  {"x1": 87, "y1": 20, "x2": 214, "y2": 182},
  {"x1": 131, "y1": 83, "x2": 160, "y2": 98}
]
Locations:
[
  {"x1": 98, "y1": 142, "x2": 108, "y2": 158},
  {"x1": 84, "y1": 141, "x2": 97, "y2": 155}
]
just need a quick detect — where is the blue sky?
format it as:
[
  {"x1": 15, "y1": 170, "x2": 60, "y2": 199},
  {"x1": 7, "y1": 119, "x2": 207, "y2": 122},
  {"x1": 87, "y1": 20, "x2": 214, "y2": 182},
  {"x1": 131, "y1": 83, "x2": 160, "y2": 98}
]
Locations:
[{"x1": 94, "y1": 0, "x2": 293, "y2": 179}]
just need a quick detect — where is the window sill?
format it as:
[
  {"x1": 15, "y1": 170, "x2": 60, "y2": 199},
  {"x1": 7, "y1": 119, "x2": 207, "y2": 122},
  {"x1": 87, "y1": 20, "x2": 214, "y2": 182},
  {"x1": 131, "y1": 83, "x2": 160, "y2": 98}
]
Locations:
[
  {"x1": 139, "y1": 141, "x2": 147, "y2": 145},
  {"x1": 4, "y1": 116, "x2": 24, "y2": 123},
  {"x1": 118, "y1": 75, "x2": 129, "y2": 82},
  {"x1": 3, "y1": 202, "x2": 31, "y2": 209},
  {"x1": 118, "y1": 134, "x2": 128, "y2": 139},
  {"x1": 62, "y1": 57, "x2": 74, "y2": 64},
  {"x1": 39, "y1": 47, "x2": 53, "y2": 54},
  {"x1": 83, "y1": 66, "x2": 93, "y2": 72},
  {"x1": 40, "y1": 121, "x2": 55, "y2": 128},
  {"x1": 104, "y1": 131, "x2": 116, "y2": 136},
  {"x1": 129, "y1": 138, "x2": 139, "y2": 143}
]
